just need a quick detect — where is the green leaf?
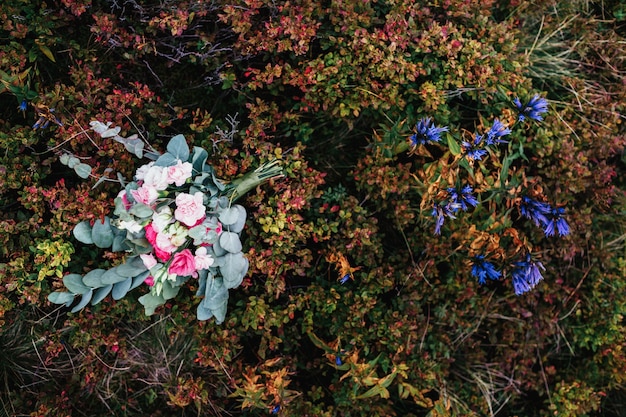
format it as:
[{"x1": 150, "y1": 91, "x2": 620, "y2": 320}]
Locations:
[
  {"x1": 446, "y1": 132, "x2": 461, "y2": 156},
  {"x1": 63, "y1": 274, "x2": 91, "y2": 295},
  {"x1": 138, "y1": 292, "x2": 166, "y2": 315},
  {"x1": 91, "y1": 285, "x2": 113, "y2": 305},
  {"x1": 161, "y1": 280, "x2": 181, "y2": 300},
  {"x1": 101, "y1": 267, "x2": 129, "y2": 285},
  {"x1": 220, "y1": 252, "x2": 249, "y2": 289},
  {"x1": 112, "y1": 235, "x2": 130, "y2": 252},
  {"x1": 112, "y1": 277, "x2": 133, "y2": 300},
  {"x1": 92, "y1": 217, "x2": 114, "y2": 248},
  {"x1": 228, "y1": 205, "x2": 247, "y2": 234},
  {"x1": 74, "y1": 163, "x2": 92, "y2": 179},
  {"x1": 131, "y1": 271, "x2": 151, "y2": 291},
  {"x1": 48, "y1": 291, "x2": 76, "y2": 306},
  {"x1": 38, "y1": 43, "x2": 56, "y2": 62},
  {"x1": 166, "y1": 134, "x2": 190, "y2": 161},
  {"x1": 191, "y1": 146, "x2": 209, "y2": 173},
  {"x1": 218, "y1": 206, "x2": 242, "y2": 225},
  {"x1": 71, "y1": 289, "x2": 93, "y2": 313},
  {"x1": 219, "y1": 232, "x2": 242, "y2": 253},
  {"x1": 116, "y1": 256, "x2": 148, "y2": 277},
  {"x1": 199, "y1": 276, "x2": 228, "y2": 323},
  {"x1": 154, "y1": 152, "x2": 178, "y2": 167},
  {"x1": 129, "y1": 203, "x2": 153, "y2": 218},
  {"x1": 73, "y1": 221, "x2": 94, "y2": 244},
  {"x1": 82, "y1": 269, "x2": 106, "y2": 288}
]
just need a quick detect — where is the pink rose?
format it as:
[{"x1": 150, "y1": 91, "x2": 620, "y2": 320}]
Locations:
[
  {"x1": 116, "y1": 190, "x2": 132, "y2": 210},
  {"x1": 145, "y1": 224, "x2": 171, "y2": 262},
  {"x1": 174, "y1": 192, "x2": 205, "y2": 227},
  {"x1": 131, "y1": 185, "x2": 159, "y2": 205},
  {"x1": 168, "y1": 249, "x2": 197, "y2": 277},
  {"x1": 167, "y1": 160, "x2": 193, "y2": 187}
]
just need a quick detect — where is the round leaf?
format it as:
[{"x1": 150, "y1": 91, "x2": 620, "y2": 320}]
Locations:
[
  {"x1": 92, "y1": 217, "x2": 114, "y2": 248},
  {"x1": 82, "y1": 269, "x2": 106, "y2": 288},
  {"x1": 112, "y1": 277, "x2": 133, "y2": 300},
  {"x1": 219, "y1": 231, "x2": 242, "y2": 253},
  {"x1": 71, "y1": 289, "x2": 93, "y2": 313},
  {"x1": 48, "y1": 291, "x2": 76, "y2": 306},
  {"x1": 91, "y1": 285, "x2": 112, "y2": 305},
  {"x1": 74, "y1": 163, "x2": 92, "y2": 179},
  {"x1": 73, "y1": 221, "x2": 94, "y2": 244},
  {"x1": 101, "y1": 267, "x2": 129, "y2": 285},
  {"x1": 220, "y1": 252, "x2": 249, "y2": 289},
  {"x1": 63, "y1": 274, "x2": 91, "y2": 295},
  {"x1": 138, "y1": 292, "x2": 166, "y2": 316}
]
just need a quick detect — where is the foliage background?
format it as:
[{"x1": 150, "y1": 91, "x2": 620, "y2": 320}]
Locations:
[{"x1": 0, "y1": 0, "x2": 625, "y2": 416}]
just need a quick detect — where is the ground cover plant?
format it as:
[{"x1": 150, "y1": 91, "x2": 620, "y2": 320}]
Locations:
[{"x1": 0, "y1": 0, "x2": 625, "y2": 416}]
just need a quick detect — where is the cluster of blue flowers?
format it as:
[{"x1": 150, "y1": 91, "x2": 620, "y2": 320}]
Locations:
[{"x1": 410, "y1": 94, "x2": 570, "y2": 295}]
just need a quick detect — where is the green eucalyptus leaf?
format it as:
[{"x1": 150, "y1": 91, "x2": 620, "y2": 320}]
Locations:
[
  {"x1": 218, "y1": 206, "x2": 240, "y2": 225},
  {"x1": 131, "y1": 271, "x2": 151, "y2": 291},
  {"x1": 91, "y1": 284, "x2": 113, "y2": 305},
  {"x1": 67, "y1": 156, "x2": 79, "y2": 169},
  {"x1": 116, "y1": 256, "x2": 148, "y2": 277},
  {"x1": 166, "y1": 134, "x2": 190, "y2": 161},
  {"x1": 74, "y1": 163, "x2": 92, "y2": 179},
  {"x1": 161, "y1": 280, "x2": 181, "y2": 300},
  {"x1": 112, "y1": 234, "x2": 130, "y2": 252},
  {"x1": 112, "y1": 277, "x2": 133, "y2": 300},
  {"x1": 63, "y1": 274, "x2": 91, "y2": 295},
  {"x1": 82, "y1": 269, "x2": 106, "y2": 288},
  {"x1": 219, "y1": 231, "x2": 242, "y2": 253},
  {"x1": 212, "y1": 238, "x2": 227, "y2": 257},
  {"x1": 92, "y1": 217, "x2": 114, "y2": 248},
  {"x1": 191, "y1": 146, "x2": 209, "y2": 173},
  {"x1": 197, "y1": 303, "x2": 214, "y2": 321},
  {"x1": 101, "y1": 267, "x2": 129, "y2": 285},
  {"x1": 71, "y1": 289, "x2": 93, "y2": 313},
  {"x1": 73, "y1": 221, "x2": 94, "y2": 244},
  {"x1": 220, "y1": 252, "x2": 249, "y2": 289},
  {"x1": 59, "y1": 153, "x2": 70, "y2": 165},
  {"x1": 129, "y1": 203, "x2": 153, "y2": 218},
  {"x1": 154, "y1": 152, "x2": 178, "y2": 167},
  {"x1": 199, "y1": 276, "x2": 228, "y2": 323},
  {"x1": 227, "y1": 205, "x2": 246, "y2": 233},
  {"x1": 138, "y1": 292, "x2": 166, "y2": 316},
  {"x1": 48, "y1": 291, "x2": 76, "y2": 306}
]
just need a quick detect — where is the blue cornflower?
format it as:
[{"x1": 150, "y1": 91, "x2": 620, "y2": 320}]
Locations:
[
  {"x1": 270, "y1": 404, "x2": 281, "y2": 414},
  {"x1": 431, "y1": 201, "x2": 461, "y2": 235},
  {"x1": 471, "y1": 255, "x2": 501, "y2": 285},
  {"x1": 520, "y1": 196, "x2": 551, "y2": 227},
  {"x1": 447, "y1": 185, "x2": 479, "y2": 211},
  {"x1": 339, "y1": 274, "x2": 350, "y2": 284},
  {"x1": 485, "y1": 118, "x2": 511, "y2": 145},
  {"x1": 543, "y1": 207, "x2": 570, "y2": 237},
  {"x1": 511, "y1": 254, "x2": 545, "y2": 295},
  {"x1": 335, "y1": 355, "x2": 343, "y2": 366},
  {"x1": 514, "y1": 94, "x2": 548, "y2": 122},
  {"x1": 462, "y1": 133, "x2": 488, "y2": 160},
  {"x1": 410, "y1": 117, "x2": 449, "y2": 146},
  {"x1": 18, "y1": 100, "x2": 27, "y2": 112}
]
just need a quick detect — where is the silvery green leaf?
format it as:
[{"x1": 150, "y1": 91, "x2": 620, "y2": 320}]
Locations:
[
  {"x1": 116, "y1": 256, "x2": 147, "y2": 277},
  {"x1": 199, "y1": 276, "x2": 228, "y2": 323},
  {"x1": 112, "y1": 234, "x2": 130, "y2": 252},
  {"x1": 161, "y1": 280, "x2": 181, "y2": 300},
  {"x1": 129, "y1": 203, "x2": 153, "y2": 218},
  {"x1": 218, "y1": 206, "x2": 240, "y2": 225},
  {"x1": 63, "y1": 274, "x2": 91, "y2": 295},
  {"x1": 74, "y1": 163, "x2": 92, "y2": 179},
  {"x1": 48, "y1": 291, "x2": 76, "y2": 306},
  {"x1": 91, "y1": 284, "x2": 113, "y2": 305},
  {"x1": 220, "y1": 252, "x2": 249, "y2": 289},
  {"x1": 138, "y1": 292, "x2": 166, "y2": 315},
  {"x1": 196, "y1": 269, "x2": 209, "y2": 296},
  {"x1": 73, "y1": 221, "x2": 94, "y2": 244},
  {"x1": 154, "y1": 152, "x2": 178, "y2": 167},
  {"x1": 67, "y1": 156, "x2": 79, "y2": 169},
  {"x1": 226, "y1": 205, "x2": 246, "y2": 233},
  {"x1": 197, "y1": 303, "x2": 214, "y2": 321},
  {"x1": 101, "y1": 267, "x2": 129, "y2": 285},
  {"x1": 71, "y1": 289, "x2": 93, "y2": 313},
  {"x1": 112, "y1": 277, "x2": 133, "y2": 300},
  {"x1": 212, "y1": 238, "x2": 227, "y2": 257},
  {"x1": 219, "y1": 232, "x2": 242, "y2": 253},
  {"x1": 130, "y1": 271, "x2": 150, "y2": 290},
  {"x1": 59, "y1": 153, "x2": 70, "y2": 165},
  {"x1": 82, "y1": 269, "x2": 106, "y2": 287},
  {"x1": 191, "y1": 146, "x2": 209, "y2": 173},
  {"x1": 166, "y1": 134, "x2": 190, "y2": 161},
  {"x1": 92, "y1": 217, "x2": 114, "y2": 248}
]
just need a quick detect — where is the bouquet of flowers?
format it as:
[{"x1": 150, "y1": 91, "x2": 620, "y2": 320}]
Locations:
[{"x1": 48, "y1": 122, "x2": 283, "y2": 323}]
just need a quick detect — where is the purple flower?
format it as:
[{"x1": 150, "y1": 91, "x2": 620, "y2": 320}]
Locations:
[
  {"x1": 511, "y1": 254, "x2": 545, "y2": 295},
  {"x1": 543, "y1": 207, "x2": 570, "y2": 237},
  {"x1": 431, "y1": 201, "x2": 461, "y2": 235},
  {"x1": 18, "y1": 100, "x2": 27, "y2": 112},
  {"x1": 410, "y1": 117, "x2": 449, "y2": 146},
  {"x1": 485, "y1": 118, "x2": 511, "y2": 145},
  {"x1": 462, "y1": 134, "x2": 488, "y2": 160},
  {"x1": 520, "y1": 196, "x2": 551, "y2": 227},
  {"x1": 514, "y1": 94, "x2": 548, "y2": 122},
  {"x1": 471, "y1": 255, "x2": 501, "y2": 285},
  {"x1": 447, "y1": 185, "x2": 479, "y2": 211},
  {"x1": 271, "y1": 404, "x2": 281, "y2": 414}
]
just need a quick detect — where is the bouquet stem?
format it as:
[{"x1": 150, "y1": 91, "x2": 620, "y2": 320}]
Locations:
[{"x1": 225, "y1": 159, "x2": 284, "y2": 202}]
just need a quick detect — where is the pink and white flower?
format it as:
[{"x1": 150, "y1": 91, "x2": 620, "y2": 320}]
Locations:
[
  {"x1": 151, "y1": 207, "x2": 173, "y2": 233},
  {"x1": 135, "y1": 161, "x2": 154, "y2": 182},
  {"x1": 174, "y1": 192, "x2": 206, "y2": 227},
  {"x1": 143, "y1": 165, "x2": 169, "y2": 191},
  {"x1": 116, "y1": 218, "x2": 144, "y2": 234},
  {"x1": 145, "y1": 224, "x2": 171, "y2": 261},
  {"x1": 194, "y1": 247, "x2": 214, "y2": 270},
  {"x1": 131, "y1": 185, "x2": 159, "y2": 206},
  {"x1": 140, "y1": 253, "x2": 158, "y2": 270},
  {"x1": 167, "y1": 160, "x2": 193, "y2": 187}
]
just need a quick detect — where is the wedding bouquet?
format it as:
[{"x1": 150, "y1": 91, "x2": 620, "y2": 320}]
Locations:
[{"x1": 48, "y1": 122, "x2": 283, "y2": 323}]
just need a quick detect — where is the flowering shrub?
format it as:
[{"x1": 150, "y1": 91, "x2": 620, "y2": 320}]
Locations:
[{"x1": 49, "y1": 123, "x2": 282, "y2": 323}]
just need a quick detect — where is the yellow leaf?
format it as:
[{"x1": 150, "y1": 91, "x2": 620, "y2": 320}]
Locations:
[{"x1": 38, "y1": 44, "x2": 56, "y2": 63}]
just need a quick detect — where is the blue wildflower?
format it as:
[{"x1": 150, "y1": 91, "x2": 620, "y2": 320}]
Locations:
[
  {"x1": 471, "y1": 255, "x2": 501, "y2": 285},
  {"x1": 485, "y1": 118, "x2": 511, "y2": 145},
  {"x1": 514, "y1": 94, "x2": 548, "y2": 122},
  {"x1": 447, "y1": 185, "x2": 479, "y2": 211},
  {"x1": 335, "y1": 355, "x2": 343, "y2": 366},
  {"x1": 511, "y1": 254, "x2": 545, "y2": 295},
  {"x1": 520, "y1": 196, "x2": 551, "y2": 227},
  {"x1": 462, "y1": 133, "x2": 488, "y2": 160},
  {"x1": 410, "y1": 117, "x2": 449, "y2": 146},
  {"x1": 270, "y1": 405, "x2": 281, "y2": 414},
  {"x1": 18, "y1": 100, "x2": 27, "y2": 112},
  {"x1": 339, "y1": 274, "x2": 350, "y2": 284},
  {"x1": 431, "y1": 201, "x2": 461, "y2": 235},
  {"x1": 543, "y1": 207, "x2": 570, "y2": 237}
]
